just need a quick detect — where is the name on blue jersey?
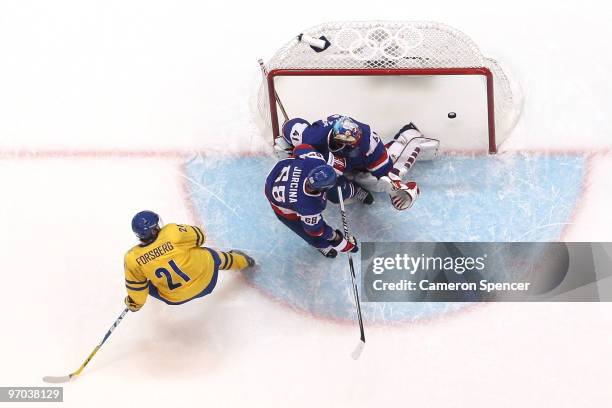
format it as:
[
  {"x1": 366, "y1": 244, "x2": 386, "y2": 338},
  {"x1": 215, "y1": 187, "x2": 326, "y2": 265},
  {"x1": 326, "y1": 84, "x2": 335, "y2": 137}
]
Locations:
[{"x1": 289, "y1": 166, "x2": 302, "y2": 203}]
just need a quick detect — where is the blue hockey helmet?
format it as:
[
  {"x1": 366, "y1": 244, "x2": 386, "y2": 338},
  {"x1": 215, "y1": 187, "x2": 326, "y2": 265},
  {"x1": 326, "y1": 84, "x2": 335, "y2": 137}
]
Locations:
[
  {"x1": 331, "y1": 116, "x2": 363, "y2": 148},
  {"x1": 131, "y1": 210, "x2": 161, "y2": 242},
  {"x1": 306, "y1": 164, "x2": 337, "y2": 191}
]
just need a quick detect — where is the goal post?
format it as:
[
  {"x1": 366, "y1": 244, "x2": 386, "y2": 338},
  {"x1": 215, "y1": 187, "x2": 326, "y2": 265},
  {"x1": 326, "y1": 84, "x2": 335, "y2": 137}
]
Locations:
[
  {"x1": 266, "y1": 67, "x2": 497, "y2": 153},
  {"x1": 257, "y1": 21, "x2": 522, "y2": 154}
]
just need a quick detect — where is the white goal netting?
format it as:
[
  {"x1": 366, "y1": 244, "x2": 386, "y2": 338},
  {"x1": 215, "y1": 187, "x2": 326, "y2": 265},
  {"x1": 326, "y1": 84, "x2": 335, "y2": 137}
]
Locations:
[{"x1": 257, "y1": 21, "x2": 522, "y2": 151}]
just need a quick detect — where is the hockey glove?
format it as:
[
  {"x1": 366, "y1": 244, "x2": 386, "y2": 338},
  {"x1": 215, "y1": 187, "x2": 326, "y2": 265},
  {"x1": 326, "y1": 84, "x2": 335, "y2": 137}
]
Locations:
[
  {"x1": 329, "y1": 229, "x2": 358, "y2": 253},
  {"x1": 381, "y1": 172, "x2": 419, "y2": 211},
  {"x1": 273, "y1": 136, "x2": 293, "y2": 159},
  {"x1": 124, "y1": 296, "x2": 143, "y2": 312}
]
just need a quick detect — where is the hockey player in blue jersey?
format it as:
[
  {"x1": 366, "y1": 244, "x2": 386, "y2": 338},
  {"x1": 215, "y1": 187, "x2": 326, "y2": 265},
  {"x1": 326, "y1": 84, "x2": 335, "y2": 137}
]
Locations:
[
  {"x1": 275, "y1": 114, "x2": 439, "y2": 211},
  {"x1": 265, "y1": 143, "x2": 372, "y2": 258}
]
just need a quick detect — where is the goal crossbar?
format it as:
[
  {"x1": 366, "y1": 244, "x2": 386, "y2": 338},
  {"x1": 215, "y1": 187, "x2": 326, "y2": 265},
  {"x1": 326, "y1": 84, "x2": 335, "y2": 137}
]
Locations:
[{"x1": 266, "y1": 67, "x2": 497, "y2": 153}]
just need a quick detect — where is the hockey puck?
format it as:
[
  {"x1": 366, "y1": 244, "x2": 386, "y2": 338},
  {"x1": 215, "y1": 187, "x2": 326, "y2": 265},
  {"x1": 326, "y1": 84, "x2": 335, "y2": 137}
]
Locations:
[{"x1": 448, "y1": 112, "x2": 457, "y2": 119}]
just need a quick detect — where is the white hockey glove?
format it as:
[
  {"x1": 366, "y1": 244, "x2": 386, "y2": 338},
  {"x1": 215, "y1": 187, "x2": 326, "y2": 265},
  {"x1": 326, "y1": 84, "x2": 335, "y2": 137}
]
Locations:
[
  {"x1": 273, "y1": 136, "x2": 293, "y2": 159},
  {"x1": 380, "y1": 172, "x2": 420, "y2": 211}
]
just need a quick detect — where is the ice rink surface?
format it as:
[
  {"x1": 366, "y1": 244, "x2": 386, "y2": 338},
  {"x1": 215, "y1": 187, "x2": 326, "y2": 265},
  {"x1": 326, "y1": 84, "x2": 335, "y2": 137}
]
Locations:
[
  {"x1": 186, "y1": 153, "x2": 586, "y2": 322},
  {"x1": 1, "y1": 0, "x2": 612, "y2": 407}
]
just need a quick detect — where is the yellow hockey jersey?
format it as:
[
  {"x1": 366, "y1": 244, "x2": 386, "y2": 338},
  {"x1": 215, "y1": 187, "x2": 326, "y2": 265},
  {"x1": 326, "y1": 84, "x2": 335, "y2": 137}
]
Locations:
[{"x1": 124, "y1": 223, "x2": 216, "y2": 306}]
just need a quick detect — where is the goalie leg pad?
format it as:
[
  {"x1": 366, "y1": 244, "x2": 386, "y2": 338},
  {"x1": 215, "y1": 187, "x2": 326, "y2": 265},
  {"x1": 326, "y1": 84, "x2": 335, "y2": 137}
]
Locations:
[
  {"x1": 351, "y1": 172, "x2": 390, "y2": 193},
  {"x1": 389, "y1": 133, "x2": 440, "y2": 165},
  {"x1": 407, "y1": 137, "x2": 440, "y2": 162},
  {"x1": 389, "y1": 135, "x2": 440, "y2": 180}
]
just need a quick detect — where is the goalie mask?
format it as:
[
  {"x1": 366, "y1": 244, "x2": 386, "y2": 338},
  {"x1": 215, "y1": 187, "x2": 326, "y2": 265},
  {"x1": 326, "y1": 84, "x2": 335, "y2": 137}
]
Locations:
[{"x1": 331, "y1": 116, "x2": 363, "y2": 149}]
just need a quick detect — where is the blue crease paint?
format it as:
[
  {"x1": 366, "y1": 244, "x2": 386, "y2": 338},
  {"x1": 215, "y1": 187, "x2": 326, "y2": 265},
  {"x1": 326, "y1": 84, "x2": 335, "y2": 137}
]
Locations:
[{"x1": 185, "y1": 154, "x2": 586, "y2": 323}]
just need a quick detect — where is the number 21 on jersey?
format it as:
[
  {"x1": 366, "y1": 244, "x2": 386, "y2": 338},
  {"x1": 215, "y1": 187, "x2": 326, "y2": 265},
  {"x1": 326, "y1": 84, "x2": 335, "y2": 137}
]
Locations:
[{"x1": 155, "y1": 260, "x2": 190, "y2": 290}]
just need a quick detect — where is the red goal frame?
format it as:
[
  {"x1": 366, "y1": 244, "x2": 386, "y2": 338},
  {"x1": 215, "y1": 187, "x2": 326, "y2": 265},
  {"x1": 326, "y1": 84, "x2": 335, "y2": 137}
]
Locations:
[{"x1": 266, "y1": 67, "x2": 497, "y2": 154}]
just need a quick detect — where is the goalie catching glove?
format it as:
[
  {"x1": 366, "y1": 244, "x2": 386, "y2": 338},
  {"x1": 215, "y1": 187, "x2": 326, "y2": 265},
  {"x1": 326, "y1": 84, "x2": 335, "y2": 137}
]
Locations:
[{"x1": 380, "y1": 171, "x2": 420, "y2": 211}]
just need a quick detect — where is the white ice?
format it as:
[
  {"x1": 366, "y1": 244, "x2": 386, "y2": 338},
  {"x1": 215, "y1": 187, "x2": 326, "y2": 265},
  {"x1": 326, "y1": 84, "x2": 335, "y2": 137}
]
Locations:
[{"x1": 1, "y1": 1, "x2": 612, "y2": 407}]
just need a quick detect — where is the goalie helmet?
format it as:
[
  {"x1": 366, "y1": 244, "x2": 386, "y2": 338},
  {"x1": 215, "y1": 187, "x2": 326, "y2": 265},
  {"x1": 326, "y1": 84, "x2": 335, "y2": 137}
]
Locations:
[
  {"x1": 131, "y1": 210, "x2": 162, "y2": 243},
  {"x1": 306, "y1": 164, "x2": 337, "y2": 191},
  {"x1": 331, "y1": 116, "x2": 363, "y2": 149}
]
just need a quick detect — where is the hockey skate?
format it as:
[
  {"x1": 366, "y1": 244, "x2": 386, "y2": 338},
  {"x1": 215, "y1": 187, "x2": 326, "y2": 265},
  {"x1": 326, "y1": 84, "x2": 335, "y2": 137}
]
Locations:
[
  {"x1": 228, "y1": 250, "x2": 256, "y2": 268},
  {"x1": 352, "y1": 186, "x2": 374, "y2": 205}
]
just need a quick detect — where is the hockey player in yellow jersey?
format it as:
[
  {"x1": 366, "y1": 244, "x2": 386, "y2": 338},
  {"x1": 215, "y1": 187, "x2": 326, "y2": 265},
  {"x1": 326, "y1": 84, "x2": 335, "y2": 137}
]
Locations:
[{"x1": 124, "y1": 210, "x2": 255, "y2": 311}]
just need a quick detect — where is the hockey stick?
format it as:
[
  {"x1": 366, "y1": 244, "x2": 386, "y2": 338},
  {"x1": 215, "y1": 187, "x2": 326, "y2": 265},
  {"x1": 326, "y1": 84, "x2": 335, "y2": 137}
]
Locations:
[
  {"x1": 43, "y1": 307, "x2": 129, "y2": 383},
  {"x1": 337, "y1": 186, "x2": 366, "y2": 360},
  {"x1": 258, "y1": 59, "x2": 289, "y2": 122}
]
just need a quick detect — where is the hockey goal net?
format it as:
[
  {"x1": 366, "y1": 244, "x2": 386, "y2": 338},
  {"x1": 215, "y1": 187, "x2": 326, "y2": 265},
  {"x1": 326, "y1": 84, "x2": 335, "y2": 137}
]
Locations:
[{"x1": 256, "y1": 21, "x2": 522, "y2": 153}]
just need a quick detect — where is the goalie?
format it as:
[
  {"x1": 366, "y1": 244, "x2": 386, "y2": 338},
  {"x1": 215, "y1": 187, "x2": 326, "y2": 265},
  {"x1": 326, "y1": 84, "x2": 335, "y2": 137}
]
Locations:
[{"x1": 275, "y1": 114, "x2": 439, "y2": 210}]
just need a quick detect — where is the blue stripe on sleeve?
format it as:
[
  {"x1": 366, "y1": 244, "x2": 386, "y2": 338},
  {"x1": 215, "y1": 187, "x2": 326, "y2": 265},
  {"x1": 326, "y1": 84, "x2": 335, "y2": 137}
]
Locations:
[
  {"x1": 195, "y1": 226, "x2": 205, "y2": 246},
  {"x1": 125, "y1": 279, "x2": 148, "y2": 285},
  {"x1": 126, "y1": 284, "x2": 149, "y2": 291},
  {"x1": 193, "y1": 226, "x2": 204, "y2": 246}
]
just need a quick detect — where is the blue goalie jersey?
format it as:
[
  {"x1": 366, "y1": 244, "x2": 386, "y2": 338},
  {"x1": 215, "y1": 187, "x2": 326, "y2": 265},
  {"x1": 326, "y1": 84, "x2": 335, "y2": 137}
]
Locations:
[
  {"x1": 264, "y1": 145, "x2": 336, "y2": 241},
  {"x1": 282, "y1": 114, "x2": 392, "y2": 178}
]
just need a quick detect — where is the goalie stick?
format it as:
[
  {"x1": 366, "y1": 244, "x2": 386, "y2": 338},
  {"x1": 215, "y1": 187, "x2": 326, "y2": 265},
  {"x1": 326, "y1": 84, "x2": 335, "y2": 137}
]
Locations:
[
  {"x1": 43, "y1": 307, "x2": 129, "y2": 383},
  {"x1": 258, "y1": 58, "x2": 289, "y2": 123},
  {"x1": 337, "y1": 186, "x2": 366, "y2": 360}
]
